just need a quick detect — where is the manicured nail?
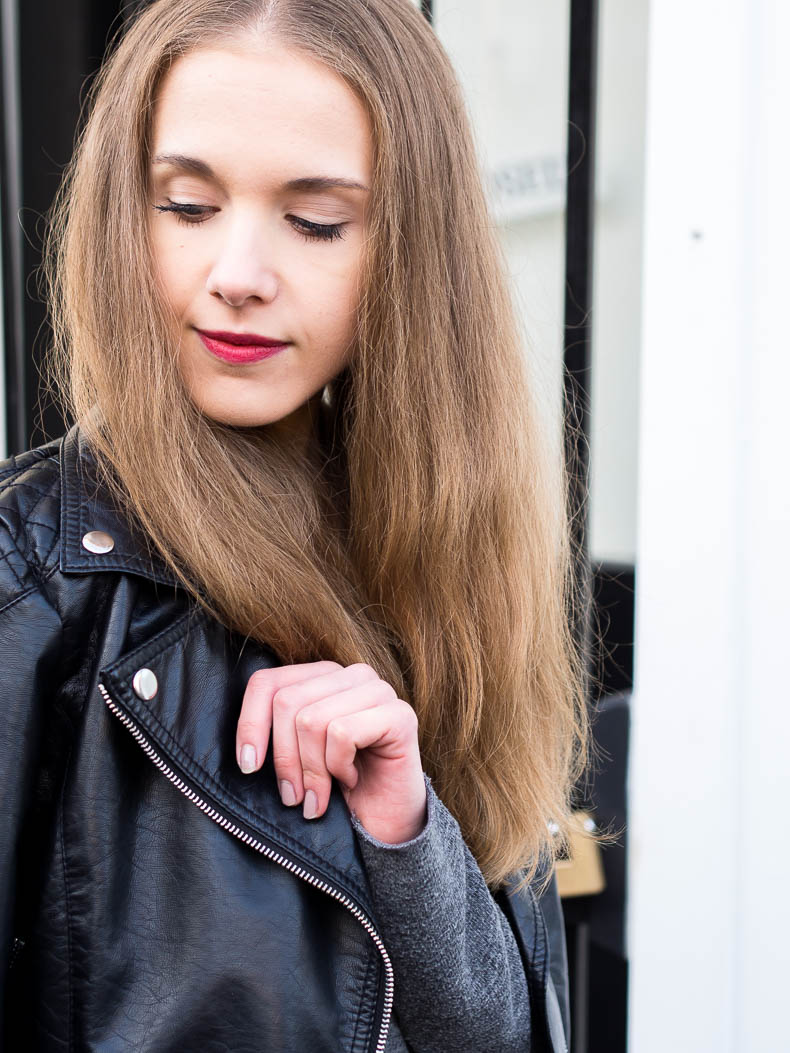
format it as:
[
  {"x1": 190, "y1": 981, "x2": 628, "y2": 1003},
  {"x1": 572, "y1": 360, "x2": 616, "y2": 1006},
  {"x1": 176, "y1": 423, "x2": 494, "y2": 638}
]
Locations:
[
  {"x1": 303, "y1": 789, "x2": 318, "y2": 819},
  {"x1": 239, "y1": 744, "x2": 257, "y2": 773},
  {"x1": 279, "y1": 780, "x2": 297, "y2": 806}
]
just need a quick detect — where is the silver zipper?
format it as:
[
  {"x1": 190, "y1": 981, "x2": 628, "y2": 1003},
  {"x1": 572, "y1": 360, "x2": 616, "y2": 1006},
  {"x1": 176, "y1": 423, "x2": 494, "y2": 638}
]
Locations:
[{"x1": 98, "y1": 681, "x2": 394, "y2": 1053}]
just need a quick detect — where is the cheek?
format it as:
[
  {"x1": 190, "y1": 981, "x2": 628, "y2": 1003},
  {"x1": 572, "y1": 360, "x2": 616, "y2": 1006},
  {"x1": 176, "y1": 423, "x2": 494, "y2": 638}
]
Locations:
[
  {"x1": 307, "y1": 255, "x2": 363, "y2": 337},
  {"x1": 149, "y1": 229, "x2": 199, "y2": 311}
]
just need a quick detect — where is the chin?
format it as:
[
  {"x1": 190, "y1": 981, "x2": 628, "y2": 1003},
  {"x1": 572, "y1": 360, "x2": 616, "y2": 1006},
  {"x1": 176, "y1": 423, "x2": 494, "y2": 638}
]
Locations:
[
  {"x1": 195, "y1": 394, "x2": 313, "y2": 432},
  {"x1": 209, "y1": 411, "x2": 279, "y2": 429},
  {"x1": 186, "y1": 398, "x2": 270, "y2": 429}
]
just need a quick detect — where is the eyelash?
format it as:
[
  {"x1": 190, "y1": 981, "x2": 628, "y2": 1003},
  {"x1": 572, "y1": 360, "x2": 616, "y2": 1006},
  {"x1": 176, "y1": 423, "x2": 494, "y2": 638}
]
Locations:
[{"x1": 151, "y1": 201, "x2": 346, "y2": 243}]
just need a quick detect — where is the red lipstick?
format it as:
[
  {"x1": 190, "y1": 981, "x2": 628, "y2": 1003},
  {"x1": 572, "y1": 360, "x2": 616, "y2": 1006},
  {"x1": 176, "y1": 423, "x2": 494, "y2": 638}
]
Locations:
[{"x1": 196, "y1": 328, "x2": 290, "y2": 364}]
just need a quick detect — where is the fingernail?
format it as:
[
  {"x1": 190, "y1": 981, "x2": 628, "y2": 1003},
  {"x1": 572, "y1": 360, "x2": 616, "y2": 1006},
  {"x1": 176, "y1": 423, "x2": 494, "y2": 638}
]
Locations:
[
  {"x1": 303, "y1": 789, "x2": 318, "y2": 819},
  {"x1": 279, "y1": 780, "x2": 297, "y2": 806},
  {"x1": 239, "y1": 744, "x2": 257, "y2": 774}
]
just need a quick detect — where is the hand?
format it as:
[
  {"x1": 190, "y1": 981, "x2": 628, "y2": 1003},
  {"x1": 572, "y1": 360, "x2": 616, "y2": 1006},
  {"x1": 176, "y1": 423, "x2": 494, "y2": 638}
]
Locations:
[{"x1": 235, "y1": 661, "x2": 427, "y2": 844}]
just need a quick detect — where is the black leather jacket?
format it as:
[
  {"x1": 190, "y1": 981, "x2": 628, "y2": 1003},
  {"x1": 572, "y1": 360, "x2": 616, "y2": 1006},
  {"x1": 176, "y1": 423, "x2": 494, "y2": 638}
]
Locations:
[{"x1": 0, "y1": 422, "x2": 570, "y2": 1052}]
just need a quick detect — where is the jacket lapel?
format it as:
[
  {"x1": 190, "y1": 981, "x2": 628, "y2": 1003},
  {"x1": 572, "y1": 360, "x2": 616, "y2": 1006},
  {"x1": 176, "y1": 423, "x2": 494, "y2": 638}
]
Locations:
[{"x1": 59, "y1": 421, "x2": 376, "y2": 918}]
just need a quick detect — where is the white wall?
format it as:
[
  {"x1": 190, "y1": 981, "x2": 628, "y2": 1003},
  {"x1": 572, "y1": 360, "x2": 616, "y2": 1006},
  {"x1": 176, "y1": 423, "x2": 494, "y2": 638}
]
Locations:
[
  {"x1": 629, "y1": 1, "x2": 790, "y2": 1050},
  {"x1": 589, "y1": 0, "x2": 648, "y2": 563},
  {"x1": 436, "y1": 0, "x2": 570, "y2": 431}
]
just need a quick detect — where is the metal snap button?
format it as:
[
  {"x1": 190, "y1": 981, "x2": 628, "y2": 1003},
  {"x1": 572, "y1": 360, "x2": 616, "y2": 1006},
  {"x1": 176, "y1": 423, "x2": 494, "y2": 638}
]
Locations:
[
  {"x1": 132, "y1": 668, "x2": 158, "y2": 700},
  {"x1": 81, "y1": 530, "x2": 115, "y2": 554}
]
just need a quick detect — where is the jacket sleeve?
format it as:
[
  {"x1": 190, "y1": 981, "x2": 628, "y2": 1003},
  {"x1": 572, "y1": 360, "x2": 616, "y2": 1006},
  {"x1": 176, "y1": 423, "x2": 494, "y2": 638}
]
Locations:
[
  {"x1": 533, "y1": 865, "x2": 571, "y2": 1043},
  {"x1": 0, "y1": 522, "x2": 65, "y2": 1015},
  {"x1": 350, "y1": 772, "x2": 538, "y2": 1053}
]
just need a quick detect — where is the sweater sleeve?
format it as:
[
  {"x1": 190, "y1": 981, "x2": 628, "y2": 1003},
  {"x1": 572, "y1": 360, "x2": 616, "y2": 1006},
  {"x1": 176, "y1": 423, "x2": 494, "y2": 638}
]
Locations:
[{"x1": 349, "y1": 772, "x2": 531, "y2": 1053}]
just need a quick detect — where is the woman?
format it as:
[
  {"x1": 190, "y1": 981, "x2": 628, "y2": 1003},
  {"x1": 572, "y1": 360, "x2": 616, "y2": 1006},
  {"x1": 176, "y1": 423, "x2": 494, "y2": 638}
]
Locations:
[{"x1": 0, "y1": 0, "x2": 589, "y2": 1049}]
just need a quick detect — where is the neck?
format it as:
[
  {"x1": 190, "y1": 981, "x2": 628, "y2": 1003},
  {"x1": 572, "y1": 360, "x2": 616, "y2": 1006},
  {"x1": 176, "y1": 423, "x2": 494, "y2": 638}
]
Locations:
[{"x1": 266, "y1": 392, "x2": 324, "y2": 458}]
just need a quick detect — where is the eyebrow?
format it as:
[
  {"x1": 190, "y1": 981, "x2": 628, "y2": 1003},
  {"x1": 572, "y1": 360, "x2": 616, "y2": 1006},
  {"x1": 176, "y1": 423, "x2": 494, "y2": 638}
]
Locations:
[{"x1": 151, "y1": 153, "x2": 369, "y2": 193}]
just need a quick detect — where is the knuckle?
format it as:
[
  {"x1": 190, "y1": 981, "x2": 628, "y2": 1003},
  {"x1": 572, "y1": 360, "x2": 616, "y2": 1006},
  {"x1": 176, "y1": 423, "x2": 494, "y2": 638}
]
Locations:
[
  {"x1": 249, "y1": 667, "x2": 276, "y2": 688},
  {"x1": 399, "y1": 701, "x2": 419, "y2": 730},
  {"x1": 326, "y1": 719, "x2": 353, "y2": 747},
  {"x1": 272, "y1": 687, "x2": 299, "y2": 715},
  {"x1": 294, "y1": 708, "x2": 322, "y2": 735},
  {"x1": 272, "y1": 747, "x2": 299, "y2": 770},
  {"x1": 237, "y1": 719, "x2": 263, "y2": 739},
  {"x1": 377, "y1": 681, "x2": 397, "y2": 703},
  {"x1": 349, "y1": 662, "x2": 378, "y2": 681},
  {"x1": 301, "y1": 764, "x2": 329, "y2": 785}
]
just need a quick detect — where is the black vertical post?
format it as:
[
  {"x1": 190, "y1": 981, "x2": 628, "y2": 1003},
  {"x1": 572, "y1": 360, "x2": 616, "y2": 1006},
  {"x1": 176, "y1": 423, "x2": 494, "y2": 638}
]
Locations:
[
  {"x1": 420, "y1": 0, "x2": 433, "y2": 25},
  {"x1": 562, "y1": 4, "x2": 599, "y2": 1052},
  {"x1": 563, "y1": 1, "x2": 598, "y2": 678},
  {"x1": 0, "y1": 0, "x2": 27, "y2": 455},
  {"x1": 1, "y1": 0, "x2": 124, "y2": 456}
]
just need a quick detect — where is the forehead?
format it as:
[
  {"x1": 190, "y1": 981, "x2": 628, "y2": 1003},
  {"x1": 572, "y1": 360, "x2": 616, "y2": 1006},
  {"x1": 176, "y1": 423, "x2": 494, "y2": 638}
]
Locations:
[{"x1": 149, "y1": 44, "x2": 372, "y2": 187}]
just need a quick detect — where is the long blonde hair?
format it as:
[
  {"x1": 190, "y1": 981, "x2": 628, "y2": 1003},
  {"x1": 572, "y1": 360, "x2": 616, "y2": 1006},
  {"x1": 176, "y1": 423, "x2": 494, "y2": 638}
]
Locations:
[{"x1": 43, "y1": 0, "x2": 591, "y2": 892}]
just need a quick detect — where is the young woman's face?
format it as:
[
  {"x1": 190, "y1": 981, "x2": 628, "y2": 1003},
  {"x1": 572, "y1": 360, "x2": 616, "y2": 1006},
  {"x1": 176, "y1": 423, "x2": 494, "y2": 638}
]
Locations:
[{"x1": 147, "y1": 43, "x2": 372, "y2": 434}]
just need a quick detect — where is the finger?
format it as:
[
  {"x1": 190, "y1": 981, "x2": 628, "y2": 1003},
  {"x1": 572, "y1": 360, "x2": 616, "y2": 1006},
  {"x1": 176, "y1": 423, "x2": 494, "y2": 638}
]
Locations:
[
  {"x1": 236, "y1": 662, "x2": 341, "y2": 774},
  {"x1": 270, "y1": 664, "x2": 380, "y2": 804},
  {"x1": 293, "y1": 680, "x2": 397, "y2": 819},
  {"x1": 324, "y1": 698, "x2": 419, "y2": 780}
]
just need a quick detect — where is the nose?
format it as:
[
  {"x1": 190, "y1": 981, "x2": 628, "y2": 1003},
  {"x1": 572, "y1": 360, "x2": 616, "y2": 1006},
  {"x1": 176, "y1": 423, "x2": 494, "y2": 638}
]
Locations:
[{"x1": 205, "y1": 216, "x2": 279, "y2": 307}]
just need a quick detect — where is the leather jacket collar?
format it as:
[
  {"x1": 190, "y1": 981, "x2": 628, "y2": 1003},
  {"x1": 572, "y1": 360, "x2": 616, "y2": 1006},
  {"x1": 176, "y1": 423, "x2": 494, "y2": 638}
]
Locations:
[{"x1": 60, "y1": 422, "x2": 179, "y2": 588}]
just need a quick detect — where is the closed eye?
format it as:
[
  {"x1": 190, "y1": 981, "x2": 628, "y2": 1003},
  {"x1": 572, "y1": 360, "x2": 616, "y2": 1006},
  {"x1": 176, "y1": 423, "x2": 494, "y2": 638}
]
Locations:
[{"x1": 151, "y1": 201, "x2": 347, "y2": 242}]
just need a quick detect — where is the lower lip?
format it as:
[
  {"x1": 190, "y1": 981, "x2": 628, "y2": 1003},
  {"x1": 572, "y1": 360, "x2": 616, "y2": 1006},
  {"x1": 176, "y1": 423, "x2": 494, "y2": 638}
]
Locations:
[{"x1": 197, "y1": 331, "x2": 289, "y2": 364}]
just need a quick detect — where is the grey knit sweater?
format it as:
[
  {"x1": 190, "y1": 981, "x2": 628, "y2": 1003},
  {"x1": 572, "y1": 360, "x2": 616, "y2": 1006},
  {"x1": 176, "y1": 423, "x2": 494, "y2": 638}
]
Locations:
[{"x1": 350, "y1": 772, "x2": 564, "y2": 1053}]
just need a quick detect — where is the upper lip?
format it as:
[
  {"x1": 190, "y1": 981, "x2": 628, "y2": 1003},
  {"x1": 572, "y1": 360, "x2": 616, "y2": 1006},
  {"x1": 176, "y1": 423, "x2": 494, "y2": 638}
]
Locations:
[{"x1": 196, "y1": 328, "x2": 290, "y2": 347}]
